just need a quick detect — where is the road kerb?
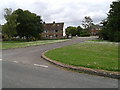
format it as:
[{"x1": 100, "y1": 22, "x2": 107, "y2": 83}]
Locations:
[{"x1": 41, "y1": 50, "x2": 120, "y2": 79}]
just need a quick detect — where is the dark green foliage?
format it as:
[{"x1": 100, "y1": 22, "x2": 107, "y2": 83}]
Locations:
[
  {"x1": 2, "y1": 8, "x2": 18, "y2": 39},
  {"x1": 0, "y1": 24, "x2": 1, "y2": 33},
  {"x1": 99, "y1": 28, "x2": 109, "y2": 40},
  {"x1": 65, "y1": 26, "x2": 90, "y2": 37},
  {"x1": 65, "y1": 26, "x2": 77, "y2": 37},
  {"x1": 14, "y1": 9, "x2": 44, "y2": 40},
  {"x1": 80, "y1": 31, "x2": 90, "y2": 37},
  {"x1": 76, "y1": 26, "x2": 82, "y2": 36},
  {"x1": 3, "y1": 8, "x2": 44, "y2": 41},
  {"x1": 79, "y1": 29, "x2": 90, "y2": 37},
  {"x1": 113, "y1": 31, "x2": 120, "y2": 42},
  {"x1": 100, "y1": 0, "x2": 120, "y2": 42}
]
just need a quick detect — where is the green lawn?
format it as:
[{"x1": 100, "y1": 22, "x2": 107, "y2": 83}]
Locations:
[
  {"x1": 45, "y1": 41, "x2": 119, "y2": 72},
  {"x1": 1, "y1": 39, "x2": 69, "y2": 49}
]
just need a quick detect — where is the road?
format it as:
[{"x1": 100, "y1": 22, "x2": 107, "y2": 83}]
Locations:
[{"x1": 2, "y1": 37, "x2": 118, "y2": 88}]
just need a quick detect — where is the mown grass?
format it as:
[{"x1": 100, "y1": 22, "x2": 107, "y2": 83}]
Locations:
[
  {"x1": 45, "y1": 41, "x2": 119, "y2": 72},
  {"x1": 1, "y1": 39, "x2": 69, "y2": 49}
]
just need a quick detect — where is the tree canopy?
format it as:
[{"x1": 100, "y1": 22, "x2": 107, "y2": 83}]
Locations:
[
  {"x1": 2, "y1": 8, "x2": 18, "y2": 39},
  {"x1": 82, "y1": 16, "x2": 93, "y2": 29},
  {"x1": 76, "y1": 26, "x2": 83, "y2": 36},
  {"x1": 2, "y1": 8, "x2": 44, "y2": 41},
  {"x1": 65, "y1": 26, "x2": 77, "y2": 36},
  {"x1": 14, "y1": 9, "x2": 44, "y2": 40},
  {"x1": 100, "y1": 0, "x2": 120, "y2": 42}
]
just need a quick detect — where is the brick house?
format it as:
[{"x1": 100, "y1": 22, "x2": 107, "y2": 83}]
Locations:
[
  {"x1": 41, "y1": 21, "x2": 64, "y2": 39},
  {"x1": 90, "y1": 25, "x2": 102, "y2": 36}
]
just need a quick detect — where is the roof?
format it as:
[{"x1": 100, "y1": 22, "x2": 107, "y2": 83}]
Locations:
[
  {"x1": 92, "y1": 25, "x2": 102, "y2": 28},
  {"x1": 43, "y1": 22, "x2": 64, "y2": 31}
]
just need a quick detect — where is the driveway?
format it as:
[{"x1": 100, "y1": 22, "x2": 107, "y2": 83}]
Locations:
[{"x1": 2, "y1": 37, "x2": 118, "y2": 88}]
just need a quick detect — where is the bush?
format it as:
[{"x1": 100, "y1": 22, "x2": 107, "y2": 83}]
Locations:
[
  {"x1": 113, "y1": 31, "x2": 120, "y2": 42},
  {"x1": 80, "y1": 31, "x2": 90, "y2": 37},
  {"x1": 99, "y1": 28, "x2": 109, "y2": 40},
  {"x1": 80, "y1": 33, "x2": 90, "y2": 37}
]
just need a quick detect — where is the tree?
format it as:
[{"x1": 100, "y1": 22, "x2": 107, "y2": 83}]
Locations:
[
  {"x1": 0, "y1": 24, "x2": 1, "y2": 33},
  {"x1": 14, "y1": 9, "x2": 44, "y2": 40},
  {"x1": 76, "y1": 26, "x2": 83, "y2": 36},
  {"x1": 14, "y1": 9, "x2": 43, "y2": 40},
  {"x1": 100, "y1": 0, "x2": 120, "y2": 42},
  {"x1": 82, "y1": 16, "x2": 93, "y2": 29},
  {"x1": 2, "y1": 8, "x2": 18, "y2": 39},
  {"x1": 65, "y1": 26, "x2": 77, "y2": 37}
]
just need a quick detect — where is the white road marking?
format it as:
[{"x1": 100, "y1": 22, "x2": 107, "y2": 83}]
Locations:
[
  {"x1": 0, "y1": 59, "x2": 2, "y2": 61},
  {"x1": 34, "y1": 64, "x2": 48, "y2": 68},
  {"x1": 13, "y1": 61, "x2": 19, "y2": 63}
]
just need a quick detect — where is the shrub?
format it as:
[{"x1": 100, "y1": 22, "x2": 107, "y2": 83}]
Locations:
[
  {"x1": 113, "y1": 31, "x2": 120, "y2": 42},
  {"x1": 80, "y1": 30, "x2": 90, "y2": 37}
]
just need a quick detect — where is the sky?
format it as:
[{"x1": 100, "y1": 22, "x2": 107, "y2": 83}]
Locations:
[{"x1": 0, "y1": 0, "x2": 115, "y2": 29}]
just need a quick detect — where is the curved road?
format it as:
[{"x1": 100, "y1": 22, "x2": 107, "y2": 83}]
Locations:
[{"x1": 2, "y1": 37, "x2": 118, "y2": 88}]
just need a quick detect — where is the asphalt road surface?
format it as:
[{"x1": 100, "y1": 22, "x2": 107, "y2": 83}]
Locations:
[{"x1": 2, "y1": 37, "x2": 118, "y2": 88}]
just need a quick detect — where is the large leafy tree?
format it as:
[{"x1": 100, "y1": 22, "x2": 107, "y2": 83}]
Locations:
[
  {"x1": 65, "y1": 26, "x2": 77, "y2": 37},
  {"x1": 2, "y1": 8, "x2": 18, "y2": 39},
  {"x1": 76, "y1": 26, "x2": 83, "y2": 36},
  {"x1": 100, "y1": 0, "x2": 120, "y2": 42},
  {"x1": 14, "y1": 9, "x2": 44, "y2": 40}
]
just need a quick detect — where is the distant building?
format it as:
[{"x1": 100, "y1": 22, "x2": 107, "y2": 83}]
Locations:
[
  {"x1": 89, "y1": 25, "x2": 102, "y2": 36},
  {"x1": 42, "y1": 21, "x2": 64, "y2": 39}
]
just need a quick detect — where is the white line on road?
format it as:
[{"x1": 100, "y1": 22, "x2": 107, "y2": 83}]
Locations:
[
  {"x1": 0, "y1": 59, "x2": 2, "y2": 61},
  {"x1": 34, "y1": 64, "x2": 48, "y2": 68}
]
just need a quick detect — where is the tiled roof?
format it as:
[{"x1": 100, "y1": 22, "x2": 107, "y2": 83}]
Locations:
[{"x1": 44, "y1": 22, "x2": 64, "y2": 31}]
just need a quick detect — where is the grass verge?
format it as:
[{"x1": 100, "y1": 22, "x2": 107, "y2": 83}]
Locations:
[
  {"x1": 1, "y1": 39, "x2": 69, "y2": 49},
  {"x1": 45, "y1": 41, "x2": 119, "y2": 72}
]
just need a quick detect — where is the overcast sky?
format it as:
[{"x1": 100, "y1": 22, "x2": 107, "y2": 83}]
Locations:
[{"x1": 0, "y1": 0, "x2": 115, "y2": 28}]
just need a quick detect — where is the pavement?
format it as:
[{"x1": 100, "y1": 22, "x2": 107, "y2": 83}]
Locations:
[{"x1": 2, "y1": 37, "x2": 118, "y2": 88}]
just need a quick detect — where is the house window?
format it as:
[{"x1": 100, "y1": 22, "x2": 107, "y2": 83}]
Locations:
[
  {"x1": 56, "y1": 35, "x2": 58, "y2": 37},
  {"x1": 55, "y1": 30, "x2": 58, "y2": 32}
]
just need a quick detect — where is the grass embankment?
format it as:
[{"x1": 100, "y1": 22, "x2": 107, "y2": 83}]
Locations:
[
  {"x1": 1, "y1": 39, "x2": 69, "y2": 49},
  {"x1": 45, "y1": 41, "x2": 119, "y2": 72}
]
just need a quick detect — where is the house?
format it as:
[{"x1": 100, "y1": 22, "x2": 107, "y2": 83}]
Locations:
[
  {"x1": 89, "y1": 25, "x2": 102, "y2": 36},
  {"x1": 41, "y1": 21, "x2": 64, "y2": 39}
]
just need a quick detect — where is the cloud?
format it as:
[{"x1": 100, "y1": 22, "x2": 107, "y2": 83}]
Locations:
[{"x1": 0, "y1": 0, "x2": 115, "y2": 28}]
